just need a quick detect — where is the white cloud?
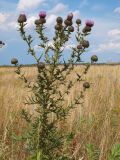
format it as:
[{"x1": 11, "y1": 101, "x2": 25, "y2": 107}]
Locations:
[
  {"x1": 0, "y1": 13, "x2": 8, "y2": 24},
  {"x1": 26, "y1": 16, "x2": 36, "y2": 28},
  {"x1": 17, "y1": 0, "x2": 45, "y2": 11},
  {"x1": 46, "y1": 14, "x2": 57, "y2": 26},
  {"x1": 49, "y1": 3, "x2": 68, "y2": 14},
  {"x1": 114, "y1": 7, "x2": 120, "y2": 14},
  {"x1": 108, "y1": 29, "x2": 120, "y2": 40}
]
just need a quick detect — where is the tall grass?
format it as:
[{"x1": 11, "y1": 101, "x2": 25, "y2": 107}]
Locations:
[{"x1": 0, "y1": 65, "x2": 120, "y2": 160}]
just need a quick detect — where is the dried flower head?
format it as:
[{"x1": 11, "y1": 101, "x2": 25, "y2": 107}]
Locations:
[
  {"x1": 11, "y1": 58, "x2": 18, "y2": 65},
  {"x1": 85, "y1": 20, "x2": 94, "y2": 27},
  {"x1": 18, "y1": 14, "x2": 27, "y2": 23},
  {"x1": 39, "y1": 11, "x2": 46, "y2": 19},
  {"x1": 76, "y1": 19, "x2": 81, "y2": 25},
  {"x1": 91, "y1": 55, "x2": 98, "y2": 62},
  {"x1": 83, "y1": 82, "x2": 90, "y2": 89}
]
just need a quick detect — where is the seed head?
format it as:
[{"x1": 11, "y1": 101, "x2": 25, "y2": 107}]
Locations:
[
  {"x1": 11, "y1": 58, "x2": 18, "y2": 65},
  {"x1": 76, "y1": 19, "x2": 81, "y2": 25},
  {"x1": 68, "y1": 26, "x2": 74, "y2": 32},
  {"x1": 81, "y1": 40, "x2": 89, "y2": 48},
  {"x1": 85, "y1": 20, "x2": 94, "y2": 27},
  {"x1": 18, "y1": 14, "x2": 27, "y2": 23},
  {"x1": 56, "y1": 17, "x2": 63, "y2": 24},
  {"x1": 91, "y1": 55, "x2": 98, "y2": 62},
  {"x1": 39, "y1": 11, "x2": 46, "y2": 18},
  {"x1": 83, "y1": 82, "x2": 90, "y2": 89}
]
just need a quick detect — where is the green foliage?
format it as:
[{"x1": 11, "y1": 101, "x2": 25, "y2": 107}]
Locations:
[
  {"x1": 11, "y1": 12, "x2": 97, "y2": 159},
  {"x1": 108, "y1": 143, "x2": 120, "y2": 160},
  {"x1": 86, "y1": 143, "x2": 100, "y2": 160}
]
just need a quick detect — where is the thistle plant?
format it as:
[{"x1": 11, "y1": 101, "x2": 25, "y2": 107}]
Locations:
[{"x1": 11, "y1": 11, "x2": 98, "y2": 159}]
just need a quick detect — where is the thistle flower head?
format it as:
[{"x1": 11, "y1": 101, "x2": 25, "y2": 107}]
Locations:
[
  {"x1": 39, "y1": 11, "x2": 46, "y2": 18},
  {"x1": 76, "y1": 19, "x2": 81, "y2": 25},
  {"x1": 81, "y1": 40, "x2": 89, "y2": 48},
  {"x1": 18, "y1": 14, "x2": 27, "y2": 23},
  {"x1": 91, "y1": 55, "x2": 98, "y2": 62},
  {"x1": 68, "y1": 26, "x2": 74, "y2": 32},
  {"x1": 83, "y1": 82, "x2": 90, "y2": 89},
  {"x1": 56, "y1": 17, "x2": 63, "y2": 24},
  {"x1": 11, "y1": 58, "x2": 18, "y2": 65},
  {"x1": 67, "y1": 13, "x2": 73, "y2": 21},
  {"x1": 85, "y1": 20, "x2": 94, "y2": 27}
]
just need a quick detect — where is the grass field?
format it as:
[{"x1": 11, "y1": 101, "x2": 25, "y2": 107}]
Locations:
[{"x1": 0, "y1": 65, "x2": 120, "y2": 160}]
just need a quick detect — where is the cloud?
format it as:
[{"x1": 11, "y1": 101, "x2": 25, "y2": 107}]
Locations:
[
  {"x1": 49, "y1": 3, "x2": 68, "y2": 14},
  {"x1": 0, "y1": 13, "x2": 8, "y2": 24},
  {"x1": 108, "y1": 29, "x2": 120, "y2": 40},
  {"x1": 17, "y1": 0, "x2": 46, "y2": 11},
  {"x1": 114, "y1": 7, "x2": 120, "y2": 14}
]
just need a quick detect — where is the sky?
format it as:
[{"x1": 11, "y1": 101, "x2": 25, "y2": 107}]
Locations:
[{"x1": 0, "y1": 0, "x2": 120, "y2": 65}]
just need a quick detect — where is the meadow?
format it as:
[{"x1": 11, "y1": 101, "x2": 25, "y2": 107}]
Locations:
[{"x1": 0, "y1": 64, "x2": 120, "y2": 160}]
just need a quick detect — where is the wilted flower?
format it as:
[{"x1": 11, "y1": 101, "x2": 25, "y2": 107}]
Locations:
[
  {"x1": 18, "y1": 14, "x2": 27, "y2": 23},
  {"x1": 83, "y1": 82, "x2": 90, "y2": 89},
  {"x1": 11, "y1": 58, "x2": 18, "y2": 65},
  {"x1": 91, "y1": 55, "x2": 98, "y2": 62},
  {"x1": 39, "y1": 11, "x2": 46, "y2": 19},
  {"x1": 67, "y1": 13, "x2": 73, "y2": 21},
  {"x1": 85, "y1": 20, "x2": 94, "y2": 27}
]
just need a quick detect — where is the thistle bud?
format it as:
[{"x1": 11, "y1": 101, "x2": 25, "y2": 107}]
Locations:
[
  {"x1": 81, "y1": 40, "x2": 89, "y2": 48},
  {"x1": 85, "y1": 20, "x2": 94, "y2": 27},
  {"x1": 64, "y1": 19, "x2": 72, "y2": 26},
  {"x1": 83, "y1": 82, "x2": 90, "y2": 89},
  {"x1": 76, "y1": 19, "x2": 81, "y2": 25},
  {"x1": 91, "y1": 55, "x2": 98, "y2": 62},
  {"x1": 67, "y1": 13, "x2": 73, "y2": 21},
  {"x1": 55, "y1": 24, "x2": 63, "y2": 31},
  {"x1": 18, "y1": 14, "x2": 27, "y2": 23},
  {"x1": 37, "y1": 63, "x2": 45, "y2": 72},
  {"x1": 82, "y1": 26, "x2": 91, "y2": 33},
  {"x1": 77, "y1": 44, "x2": 82, "y2": 50},
  {"x1": 11, "y1": 58, "x2": 18, "y2": 65},
  {"x1": 68, "y1": 26, "x2": 74, "y2": 32},
  {"x1": 35, "y1": 19, "x2": 41, "y2": 25},
  {"x1": 56, "y1": 17, "x2": 63, "y2": 24},
  {"x1": 39, "y1": 11, "x2": 46, "y2": 19}
]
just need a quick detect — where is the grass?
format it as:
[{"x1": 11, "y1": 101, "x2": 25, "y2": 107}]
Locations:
[{"x1": 0, "y1": 65, "x2": 120, "y2": 160}]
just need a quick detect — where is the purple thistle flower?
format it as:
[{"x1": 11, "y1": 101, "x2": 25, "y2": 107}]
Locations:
[
  {"x1": 39, "y1": 11, "x2": 46, "y2": 18},
  {"x1": 85, "y1": 20, "x2": 94, "y2": 27},
  {"x1": 67, "y1": 12, "x2": 73, "y2": 20}
]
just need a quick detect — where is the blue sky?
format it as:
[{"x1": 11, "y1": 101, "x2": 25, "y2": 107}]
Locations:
[{"x1": 0, "y1": 0, "x2": 120, "y2": 65}]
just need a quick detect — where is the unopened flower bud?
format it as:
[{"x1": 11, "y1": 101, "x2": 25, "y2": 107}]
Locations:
[
  {"x1": 81, "y1": 40, "x2": 89, "y2": 48},
  {"x1": 83, "y1": 82, "x2": 90, "y2": 89},
  {"x1": 77, "y1": 44, "x2": 82, "y2": 50},
  {"x1": 91, "y1": 55, "x2": 98, "y2": 62},
  {"x1": 64, "y1": 19, "x2": 72, "y2": 26},
  {"x1": 68, "y1": 26, "x2": 74, "y2": 32},
  {"x1": 56, "y1": 17, "x2": 63, "y2": 24},
  {"x1": 82, "y1": 26, "x2": 91, "y2": 33},
  {"x1": 76, "y1": 19, "x2": 81, "y2": 25},
  {"x1": 11, "y1": 58, "x2": 18, "y2": 65},
  {"x1": 55, "y1": 24, "x2": 63, "y2": 31},
  {"x1": 18, "y1": 14, "x2": 27, "y2": 23}
]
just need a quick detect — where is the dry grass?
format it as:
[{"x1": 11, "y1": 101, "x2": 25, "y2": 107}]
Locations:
[{"x1": 0, "y1": 65, "x2": 120, "y2": 160}]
